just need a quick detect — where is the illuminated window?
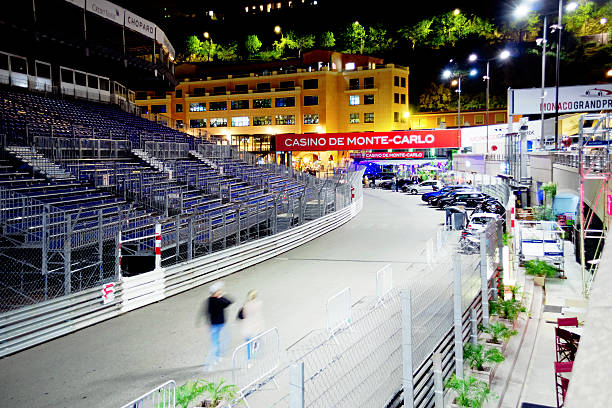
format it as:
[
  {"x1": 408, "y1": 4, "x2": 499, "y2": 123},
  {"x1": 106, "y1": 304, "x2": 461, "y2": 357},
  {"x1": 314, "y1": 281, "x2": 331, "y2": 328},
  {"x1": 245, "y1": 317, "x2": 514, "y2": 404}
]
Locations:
[
  {"x1": 276, "y1": 115, "x2": 295, "y2": 125},
  {"x1": 349, "y1": 113, "x2": 359, "y2": 124},
  {"x1": 277, "y1": 2, "x2": 281, "y2": 8},
  {"x1": 231, "y1": 100, "x2": 249, "y2": 110},
  {"x1": 253, "y1": 98, "x2": 272, "y2": 108},
  {"x1": 349, "y1": 95, "x2": 360, "y2": 106},
  {"x1": 267, "y1": 3, "x2": 272, "y2": 11},
  {"x1": 259, "y1": 4, "x2": 264, "y2": 11},
  {"x1": 210, "y1": 118, "x2": 227, "y2": 127},
  {"x1": 245, "y1": 6, "x2": 249, "y2": 12},
  {"x1": 304, "y1": 95, "x2": 318, "y2": 106},
  {"x1": 345, "y1": 62, "x2": 355, "y2": 71},
  {"x1": 190, "y1": 119, "x2": 206, "y2": 128},
  {"x1": 253, "y1": 116, "x2": 272, "y2": 125},
  {"x1": 189, "y1": 102, "x2": 206, "y2": 112},
  {"x1": 304, "y1": 114, "x2": 319, "y2": 124},
  {"x1": 231, "y1": 116, "x2": 249, "y2": 127},
  {"x1": 275, "y1": 97, "x2": 295, "y2": 107},
  {"x1": 364, "y1": 113, "x2": 374, "y2": 123}
]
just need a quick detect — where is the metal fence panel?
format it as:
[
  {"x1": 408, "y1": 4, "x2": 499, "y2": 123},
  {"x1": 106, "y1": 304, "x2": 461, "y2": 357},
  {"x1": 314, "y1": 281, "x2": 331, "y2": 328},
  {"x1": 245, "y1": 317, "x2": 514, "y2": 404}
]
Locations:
[{"x1": 325, "y1": 287, "x2": 352, "y2": 336}]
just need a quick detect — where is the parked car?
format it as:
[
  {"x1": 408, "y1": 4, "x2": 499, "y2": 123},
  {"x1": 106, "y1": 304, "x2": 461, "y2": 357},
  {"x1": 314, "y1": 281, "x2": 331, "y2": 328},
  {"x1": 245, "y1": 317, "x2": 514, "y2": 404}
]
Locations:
[
  {"x1": 403, "y1": 180, "x2": 444, "y2": 194},
  {"x1": 471, "y1": 199, "x2": 506, "y2": 217},
  {"x1": 427, "y1": 188, "x2": 475, "y2": 206},
  {"x1": 438, "y1": 191, "x2": 490, "y2": 209},
  {"x1": 369, "y1": 173, "x2": 396, "y2": 187},
  {"x1": 467, "y1": 213, "x2": 501, "y2": 233},
  {"x1": 421, "y1": 185, "x2": 470, "y2": 203},
  {"x1": 380, "y1": 178, "x2": 412, "y2": 190}
]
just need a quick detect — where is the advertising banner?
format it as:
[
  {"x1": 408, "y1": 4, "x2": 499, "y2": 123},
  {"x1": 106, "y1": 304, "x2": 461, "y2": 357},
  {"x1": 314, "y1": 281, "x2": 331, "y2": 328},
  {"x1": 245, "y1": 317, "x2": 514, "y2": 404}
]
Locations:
[
  {"x1": 65, "y1": 0, "x2": 85, "y2": 8},
  {"x1": 277, "y1": 130, "x2": 461, "y2": 151},
  {"x1": 350, "y1": 152, "x2": 425, "y2": 159},
  {"x1": 125, "y1": 10, "x2": 155, "y2": 39},
  {"x1": 509, "y1": 84, "x2": 612, "y2": 115},
  {"x1": 87, "y1": 0, "x2": 124, "y2": 24}
]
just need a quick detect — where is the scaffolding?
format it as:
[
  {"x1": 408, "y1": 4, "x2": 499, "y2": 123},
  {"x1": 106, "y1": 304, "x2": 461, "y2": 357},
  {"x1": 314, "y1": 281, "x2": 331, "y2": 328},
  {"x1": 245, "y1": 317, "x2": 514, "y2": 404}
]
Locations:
[{"x1": 578, "y1": 113, "x2": 611, "y2": 297}]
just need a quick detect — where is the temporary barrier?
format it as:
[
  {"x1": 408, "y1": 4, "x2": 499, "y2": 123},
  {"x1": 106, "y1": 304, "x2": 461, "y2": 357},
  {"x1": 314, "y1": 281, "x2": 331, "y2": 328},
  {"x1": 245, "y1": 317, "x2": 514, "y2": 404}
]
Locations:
[
  {"x1": 119, "y1": 380, "x2": 176, "y2": 408},
  {"x1": 325, "y1": 287, "x2": 352, "y2": 337},
  {"x1": 231, "y1": 327, "x2": 280, "y2": 406},
  {"x1": 376, "y1": 264, "x2": 393, "y2": 304}
]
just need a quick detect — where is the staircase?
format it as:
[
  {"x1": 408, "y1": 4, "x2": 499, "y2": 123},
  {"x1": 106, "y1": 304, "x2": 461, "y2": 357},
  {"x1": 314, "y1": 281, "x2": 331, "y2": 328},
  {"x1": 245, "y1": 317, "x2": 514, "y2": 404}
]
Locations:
[
  {"x1": 6, "y1": 146, "x2": 73, "y2": 180},
  {"x1": 189, "y1": 150, "x2": 217, "y2": 169},
  {"x1": 132, "y1": 148, "x2": 169, "y2": 174}
]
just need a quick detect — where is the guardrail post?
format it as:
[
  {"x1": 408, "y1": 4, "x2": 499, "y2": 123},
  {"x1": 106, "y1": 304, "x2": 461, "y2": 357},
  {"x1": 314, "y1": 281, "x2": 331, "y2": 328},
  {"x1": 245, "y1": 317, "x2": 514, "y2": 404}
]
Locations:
[
  {"x1": 470, "y1": 309, "x2": 478, "y2": 345},
  {"x1": 115, "y1": 229, "x2": 121, "y2": 279},
  {"x1": 42, "y1": 206, "x2": 48, "y2": 300},
  {"x1": 155, "y1": 223, "x2": 162, "y2": 270},
  {"x1": 433, "y1": 352, "x2": 444, "y2": 408},
  {"x1": 453, "y1": 256, "x2": 464, "y2": 379},
  {"x1": 98, "y1": 209, "x2": 103, "y2": 280},
  {"x1": 480, "y1": 231, "x2": 490, "y2": 327},
  {"x1": 236, "y1": 206, "x2": 241, "y2": 245},
  {"x1": 64, "y1": 215, "x2": 72, "y2": 295},
  {"x1": 187, "y1": 217, "x2": 193, "y2": 261},
  {"x1": 175, "y1": 215, "x2": 180, "y2": 263},
  {"x1": 208, "y1": 217, "x2": 213, "y2": 254},
  {"x1": 289, "y1": 361, "x2": 305, "y2": 408},
  {"x1": 401, "y1": 290, "x2": 414, "y2": 408}
]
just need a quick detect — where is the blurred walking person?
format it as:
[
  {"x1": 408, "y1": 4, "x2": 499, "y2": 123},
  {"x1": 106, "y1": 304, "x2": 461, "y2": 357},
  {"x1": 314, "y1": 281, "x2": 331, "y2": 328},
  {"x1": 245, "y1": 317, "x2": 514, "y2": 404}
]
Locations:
[
  {"x1": 203, "y1": 281, "x2": 232, "y2": 370},
  {"x1": 239, "y1": 290, "x2": 264, "y2": 367}
]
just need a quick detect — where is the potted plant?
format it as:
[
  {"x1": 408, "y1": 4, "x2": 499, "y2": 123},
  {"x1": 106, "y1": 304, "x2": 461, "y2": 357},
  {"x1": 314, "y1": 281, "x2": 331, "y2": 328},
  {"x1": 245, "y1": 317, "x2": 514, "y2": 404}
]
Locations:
[
  {"x1": 489, "y1": 298, "x2": 526, "y2": 327},
  {"x1": 176, "y1": 380, "x2": 207, "y2": 408},
  {"x1": 524, "y1": 259, "x2": 557, "y2": 286},
  {"x1": 445, "y1": 374, "x2": 496, "y2": 408},
  {"x1": 176, "y1": 379, "x2": 238, "y2": 408},
  {"x1": 200, "y1": 379, "x2": 238, "y2": 407},
  {"x1": 478, "y1": 322, "x2": 518, "y2": 352},
  {"x1": 463, "y1": 342, "x2": 505, "y2": 385}
]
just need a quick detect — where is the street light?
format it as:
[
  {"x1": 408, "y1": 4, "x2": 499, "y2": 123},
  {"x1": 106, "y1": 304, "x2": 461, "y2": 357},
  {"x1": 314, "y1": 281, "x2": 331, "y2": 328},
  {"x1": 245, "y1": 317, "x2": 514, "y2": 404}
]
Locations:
[
  {"x1": 202, "y1": 32, "x2": 212, "y2": 61},
  {"x1": 274, "y1": 25, "x2": 281, "y2": 35}
]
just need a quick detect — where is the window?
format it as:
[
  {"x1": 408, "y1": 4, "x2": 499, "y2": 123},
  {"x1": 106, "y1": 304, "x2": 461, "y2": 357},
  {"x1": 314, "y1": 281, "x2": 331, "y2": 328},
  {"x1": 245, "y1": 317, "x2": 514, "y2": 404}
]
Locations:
[
  {"x1": 10, "y1": 56, "x2": 27, "y2": 74},
  {"x1": 401, "y1": 94, "x2": 406, "y2": 104},
  {"x1": 364, "y1": 77, "x2": 374, "y2": 89},
  {"x1": 176, "y1": 120, "x2": 183, "y2": 128},
  {"x1": 190, "y1": 119, "x2": 206, "y2": 128},
  {"x1": 61, "y1": 68, "x2": 73, "y2": 83},
  {"x1": 253, "y1": 98, "x2": 272, "y2": 108},
  {"x1": 210, "y1": 118, "x2": 227, "y2": 127},
  {"x1": 231, "y1": 100, "x2": 249, "y2": 110},
  {"x1": 275, "y1": 97, "x2": 295, "y2": 107},
  {"x1": 279, "y1": 80, "x2": 294, "y2": 89},
  {"x1": 89, "y1": 75, "x2": 99, "y2": 88},
  {"x1": 234, "y1": 84, "x2": 248, "y2": 94},
  {"x1": 75, "y1": 72, "x2": 86, "y2": 86},
  {"x1": 231, "y1": 116, "x2": 249, "y2": 127},
  {"x1": 175, "y1": 90, "x2": 182, "y2": 98},
  {"x1": 209, "y1": 101, "x2": 227, "y2": 111},
  {"x1": 401, "y1": 77, "x2": 406, "y2": 87},
  {"x1": 349, "y1": 95, "x2": 360, "y2": 106},
  {"x1": 394, "y1": 93, "x2": 400, "y2": 104},
  {"x1": 349, "y1": 78, "x2": 359, "y2": 90},
  {"x1": 304, "y1": 114, "x2": 319, "y2": 124},
  {"x1": 99, "y1": 79, "x2": 110, "y2": 92},
  {"x1": 345, "y1": 62, "x2": 355, "y2": 70},
  {"x1": 349, "y1": 113, "x2": 360, "y2": 124},
  {"x1": 303, "y1": 79, "x2": 318, "y2": 89},
  {"x1": 394, "y1": 76, "x2": 400, "y2": 86},
  {"x1": 0, "y1": 53, "x2": 8, "y2": 70},
  {"x1": 364, "y1": 112, "x2": 374, "y2": 123},
  {"x1": 394, "y1": 112, "x2": 400, "y2": 122},
  {"x1": 276, "y1": 115, "x2": 295, "y2": 125},
  {"x1": 189, "y1": 102, "x2": 206, "y2": 112},
  {"x1": 176, "y1": 104, "x2": 183, "y2": 113},
  {"x1": 151, "y1": 105, "x2": 166, "y2": 113},
  {"x1": 35, "y1": 62, "x2": 51, "y2": 79},
  {"x1": 213, "y1": 86, "x2": 226, "y2": 95},
  {"x1": 253, "y1": 116, "x2": 272, "y2": 126},
  {"x1": 495, "y1": 113, "x2": 505, "y2": 123},
  {"x1": 256, "y1": 82, "x2": 271, "y2": 92},
  {"x1": 364, "y1": 94, "x2": 374, "y2": 105},
  {"x1": 193, "y1": 87, "x2": 206, "y2": 96},
  {"x1": 437, "y1": 117, "x2": 445, "y2": 127},
  {"x1": 474, "y1": 114, "x2": 484, "y2": 125},
  {"x1": 304, "y1": 95, "x2": 318, "y2": 106}
]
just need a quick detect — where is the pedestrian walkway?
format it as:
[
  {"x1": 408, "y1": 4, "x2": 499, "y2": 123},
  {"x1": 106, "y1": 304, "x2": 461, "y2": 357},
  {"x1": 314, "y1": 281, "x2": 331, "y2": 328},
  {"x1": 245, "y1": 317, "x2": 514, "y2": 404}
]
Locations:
[{"x1": 494, "y1": 240, "x2": 585, "y2": 408}]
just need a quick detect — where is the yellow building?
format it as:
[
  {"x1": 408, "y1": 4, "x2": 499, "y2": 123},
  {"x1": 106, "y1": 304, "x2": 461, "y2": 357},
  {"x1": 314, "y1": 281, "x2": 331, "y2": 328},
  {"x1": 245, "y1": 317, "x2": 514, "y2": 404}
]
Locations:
[{"x1": 135, "y1": 51, "x2": 410, "y2": 157}]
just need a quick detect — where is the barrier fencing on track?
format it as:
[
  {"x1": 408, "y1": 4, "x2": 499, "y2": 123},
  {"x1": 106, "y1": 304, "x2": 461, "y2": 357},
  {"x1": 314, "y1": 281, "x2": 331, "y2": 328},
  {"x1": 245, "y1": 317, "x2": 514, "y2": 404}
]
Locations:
[
  {"x1": 119, "y1": 380, "x2": 176, "y2": 408},
  {"x1": 376, "y1": 264, "x2": 393, "y2": 304},
  {"x1": 325, "y1": 287, "x2": 352, "y2": 337},
  {"x1": 258, "y1": 219, "x2": 503, "y2": 408}
]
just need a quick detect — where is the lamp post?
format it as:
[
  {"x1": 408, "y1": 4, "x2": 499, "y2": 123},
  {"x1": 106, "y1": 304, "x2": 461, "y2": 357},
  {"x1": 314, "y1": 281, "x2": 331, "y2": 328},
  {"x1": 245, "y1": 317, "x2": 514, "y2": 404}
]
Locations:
[
  {"x1": 443, "y1": 65, "x2": 479, "y2": 130},
  {"x1": 468, "y1": 50, "x2": 511, "y2": 152},
  {"x1": 203, "y1": 31, "x2": 212, "y2": 62}
]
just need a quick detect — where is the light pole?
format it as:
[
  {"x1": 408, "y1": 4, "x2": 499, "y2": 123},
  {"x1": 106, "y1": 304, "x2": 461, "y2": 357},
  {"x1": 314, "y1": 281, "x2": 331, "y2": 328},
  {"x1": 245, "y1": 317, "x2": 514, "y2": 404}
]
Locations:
[
  {"x1": 443, "y1": 66, "x2": 478, "y2": 130},
  {"x1": 538, "y1": 16, "x2": 547, "y2": 150},
  {"x1": 468, "y1": 50, "x2": 511, "y2": 152},
  {"x1": 203, "y1": 31, "x2": 212, "y2": 62}
]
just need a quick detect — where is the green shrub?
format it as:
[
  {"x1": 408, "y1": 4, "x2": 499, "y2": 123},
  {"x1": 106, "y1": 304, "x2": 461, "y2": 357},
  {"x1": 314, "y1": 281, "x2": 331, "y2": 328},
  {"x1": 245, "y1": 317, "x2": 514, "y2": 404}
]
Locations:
[
  {"x1": 524, "y1": 260, "x2": 557, "y2": 278},
  {"x1": 479, "y1": 322, "x2": 518, "y2": 344},
  {"x1": 445, "y1": 374, "x2": 496, "y2": 408},
  {"x1": 464, "y1": 343, "x2": 505, "y2": 371},
  {"x1": 489, "y1": 299, "x2": 526, "y2": 321}
]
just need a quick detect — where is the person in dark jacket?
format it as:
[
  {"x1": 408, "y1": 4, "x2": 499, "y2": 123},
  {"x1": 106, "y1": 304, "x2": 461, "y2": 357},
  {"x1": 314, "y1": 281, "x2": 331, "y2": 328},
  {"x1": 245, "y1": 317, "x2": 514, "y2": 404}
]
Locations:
[{"x1": 204, "y1": 281, "x2": 232, "y2": 369}]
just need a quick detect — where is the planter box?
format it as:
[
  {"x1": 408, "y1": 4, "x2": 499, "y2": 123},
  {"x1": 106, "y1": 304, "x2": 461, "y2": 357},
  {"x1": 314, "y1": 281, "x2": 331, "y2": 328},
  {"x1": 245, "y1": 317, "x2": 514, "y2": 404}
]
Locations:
[
  {"x1": 484, "y1": 339, "x2": 506, "y2": 354},
  {"x1": 467, "y1": 366, "x2": 493, "y2": 387}
]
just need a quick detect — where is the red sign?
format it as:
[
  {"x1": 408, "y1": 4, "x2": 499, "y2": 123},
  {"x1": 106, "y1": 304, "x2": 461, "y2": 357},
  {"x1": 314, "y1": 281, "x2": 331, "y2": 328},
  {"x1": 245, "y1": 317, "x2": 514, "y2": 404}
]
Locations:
[
  {"x1": 350, "y1": 152, "x2": 425, "y2": 160},
  {"x1": 607, "y1": 194, "x2": 612, "y2": 216},
  {"x1": 276, "y1": 130, "x2": 461, "y2": 151}
]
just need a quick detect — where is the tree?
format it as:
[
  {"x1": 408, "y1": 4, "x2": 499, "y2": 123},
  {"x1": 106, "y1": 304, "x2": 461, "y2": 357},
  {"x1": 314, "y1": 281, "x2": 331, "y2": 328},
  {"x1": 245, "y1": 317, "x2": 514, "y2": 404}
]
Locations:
[
  {"x1": 365, "y1": 25, "x2": 395, "y2": 54},
  {"x1": 344, "y1": 22, "x2": 366, "y2": 54},
  {"x1": 200, "y1": 39, "x2": 216, "y2": 62},
  {"x1": 399, "y1": 19, "x2": 433, "y2": 49},
  {"x1": 320, "y1": 31, "x2": 336, "y2": 48},
  {"x1": 215, "y1": 42, "x2": 239, "y2": 61},
  {"x1": 289, "y1": 32, "x2": 315, "y2": 57},
  {"x1": 245, "y1": 34, "x2": 262, "y2": 56},
  {"x1": 418, "y1": 82, "x2": 453, "y2": 112},
  {"x1": 503, "y1": 12, "x2": 541, "y2": 42},
  {"x1": 564, "y1": 1, "x2": 612, "y2": 37},
  {"x1": 185, "y1": 35, "x2": 203, "y2": 61}
]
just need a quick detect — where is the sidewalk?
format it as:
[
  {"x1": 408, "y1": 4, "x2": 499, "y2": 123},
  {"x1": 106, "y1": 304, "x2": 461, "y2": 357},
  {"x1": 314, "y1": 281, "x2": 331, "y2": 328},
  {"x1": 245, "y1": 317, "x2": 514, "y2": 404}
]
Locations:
[{"x1": 494, "y1": 240, "x2": 584, "y2": 408}]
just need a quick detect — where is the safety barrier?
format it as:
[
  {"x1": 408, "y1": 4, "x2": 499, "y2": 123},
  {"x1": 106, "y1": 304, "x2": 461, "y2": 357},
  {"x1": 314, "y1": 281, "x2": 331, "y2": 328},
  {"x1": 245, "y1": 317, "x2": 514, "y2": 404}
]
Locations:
[
  {"x1": 325, "y1": 287, "x2": 352, "y2": 337},
  {"x1": 376, "y1": 264, "x2": 393, "y2": 304},
  {"x1": 0, "y1": 197, "x2": 363, "y2": 358},
  {"x1": 231, "y1": 327, "x2": 280, "y2": 406},
  {"x1": 119, "y1": 380, "x2": 176, "y2": 408}
]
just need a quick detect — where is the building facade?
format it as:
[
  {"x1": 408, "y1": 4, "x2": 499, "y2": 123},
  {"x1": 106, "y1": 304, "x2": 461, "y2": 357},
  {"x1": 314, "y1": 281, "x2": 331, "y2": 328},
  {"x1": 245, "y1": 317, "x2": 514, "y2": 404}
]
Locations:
[{"x1": 410, "y1": 109, "x2": 509, "y2": 130}]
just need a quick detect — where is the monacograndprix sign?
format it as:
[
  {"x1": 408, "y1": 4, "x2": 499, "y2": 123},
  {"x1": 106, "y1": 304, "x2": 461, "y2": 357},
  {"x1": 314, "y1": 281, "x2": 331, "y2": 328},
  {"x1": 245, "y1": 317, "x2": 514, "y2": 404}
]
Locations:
[
  {"x1": 350, "y1": 152, "x2": 425, "y2": 159},
  {"x1": 509, "y1": 84, "x2": 612, "y2": 115},
  {"x1": 276, "y1": 130, "x2": 461, "y2": 151}
]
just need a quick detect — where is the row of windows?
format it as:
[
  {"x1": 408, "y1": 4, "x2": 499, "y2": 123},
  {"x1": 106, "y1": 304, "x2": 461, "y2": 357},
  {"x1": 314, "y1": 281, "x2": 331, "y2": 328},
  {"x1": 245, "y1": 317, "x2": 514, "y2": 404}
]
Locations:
[
  {"x1": 349, "y1": 112, "x2": 375, "y2": 124},
  {"x1": 348, "y1": 77, "x2": 375, "y2": 90},
  {"x1": 181, "y1": 78, "x2": 320, "y2": 97},
  {"x1": 393, "y1": 93, "x2": 407, "y2": 104},
  {"x1": 189, "y1": 114, "x2": 305, "y2": 128},
  {"x1": 394, "y1": 76, "x2": 407, "y2": 88},
  {"x1": 181, "y1": 96, "x2": 320, "y2": 112},
  {"x1": 349, "y1": 94, "x2": 375, "y2": 106}
]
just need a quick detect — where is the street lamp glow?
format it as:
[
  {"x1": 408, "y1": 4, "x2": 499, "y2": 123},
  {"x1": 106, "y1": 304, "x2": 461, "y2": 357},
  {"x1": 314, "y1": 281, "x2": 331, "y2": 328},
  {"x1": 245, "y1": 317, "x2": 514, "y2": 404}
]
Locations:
[
  {"x1": 565, "y1": 2, "x2": 578, "y2": 12},
  {"x1": 469, "y1": 68, "x2": 478, "y2": 77},
  {"x1": 451, "y1": 79, "x2": 458, "y2": 86},
  {"x1": 203, "y1": 31, "x2": 209, "y2": 39},
  {"x1": 607, "y1": 68, "x2": 612, "y2": 77},
  {"x1": 468, "y1": 53, "x2": 478, "y2": 62},
  {"x1": 274, "y1": 25, "x2": 281, "y2": 34},
  {"x1": 442, "y1": 69, "x2": 452, "y2": 79},
  {"x1": 499, "y1": 50, "x2": 511, "y2": 60},
  {"x1": 453, "y1": 8, "x2": 460, "y2": 15},
  {"x1": 403, "y1": 111, "x2": 410, "y2": 118},
  {"x1": 601, "y1": 17, "x2": 608, "y2": 25},
  {"x1": 514, "y1": 4, "x2": 530, "y2": 18}
]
